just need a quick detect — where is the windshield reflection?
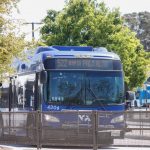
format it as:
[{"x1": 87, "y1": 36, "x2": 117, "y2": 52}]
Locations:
[{"x1": 45, "y1": 71, "x2": 124, "y2": 105}]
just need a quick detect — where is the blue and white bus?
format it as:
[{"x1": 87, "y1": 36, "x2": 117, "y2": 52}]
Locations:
[
  {"x1": 0, "y1": 46, "x2": 125, "y2": 144},
  {"x1": 8, "y1": 46, "x2": 125, "y2": 112}
]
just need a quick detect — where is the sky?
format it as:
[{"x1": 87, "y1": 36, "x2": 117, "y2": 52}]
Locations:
[{"x1": 12, "y1": 0, "x2": 150, "y2": 41}]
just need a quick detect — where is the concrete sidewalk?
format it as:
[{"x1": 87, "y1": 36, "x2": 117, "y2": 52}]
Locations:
[{"x1": 0, "y1": 145, "x2": 150, "y2": 150}]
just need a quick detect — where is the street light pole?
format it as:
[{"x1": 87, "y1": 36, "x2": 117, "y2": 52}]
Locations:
[{"x1": 23, "y1": 22, "x2": 43, "y2": 41}]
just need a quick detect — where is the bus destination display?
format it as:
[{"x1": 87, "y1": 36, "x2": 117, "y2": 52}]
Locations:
[{"x1": 55, "y1": 58, "x2": 113, "y2": 70}]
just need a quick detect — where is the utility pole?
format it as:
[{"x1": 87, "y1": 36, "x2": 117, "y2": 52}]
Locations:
[{"x1": 23, "y1": 22, "x2": 43, "y2": 41}]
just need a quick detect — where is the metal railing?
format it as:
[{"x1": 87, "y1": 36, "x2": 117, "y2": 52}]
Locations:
[{"x1": 0, "y1": 111, "x2": 150, "y2": 149}]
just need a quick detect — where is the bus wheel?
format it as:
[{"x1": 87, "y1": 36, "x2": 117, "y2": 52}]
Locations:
[{"x1": 26, "y1": 114, "x2": 36, "y2": 142}]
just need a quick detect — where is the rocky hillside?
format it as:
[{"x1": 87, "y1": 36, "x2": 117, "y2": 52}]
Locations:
[{"x1": 124, "y1": 11, "x2": 150, "y2": 51}]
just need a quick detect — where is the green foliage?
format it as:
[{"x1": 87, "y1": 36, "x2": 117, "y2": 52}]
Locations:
[
  {"x1": 40, "y1": 0, "x2": 149, "y2": 89},
  {"x1": 107, "y1": 27, "x2": 147, "y2": 89},
  {"x1": 0, "y1": 0, "x2": 26, "y2": 76},
  {"x1": 0, "y1": 0, "x2": 18, "y2": 27}
]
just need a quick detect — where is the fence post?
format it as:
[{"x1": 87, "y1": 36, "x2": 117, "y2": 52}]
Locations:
[
  {"x1": 36, "y1": 111, "x2": 41, "y2": 150},
  {"x1": 92, "y1": 111, "x2": 98, "y2": 150}
]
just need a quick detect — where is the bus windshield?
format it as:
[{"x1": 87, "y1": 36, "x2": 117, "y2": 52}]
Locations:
[{"x1": 44, "y1": 71, "x2": 124, "y2": 105}]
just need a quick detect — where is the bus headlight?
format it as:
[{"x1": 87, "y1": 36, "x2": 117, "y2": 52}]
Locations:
[
  {"x1": 111, "y1": 115, "x2": 124, "y2": 124},
  {"x1": 44, "y1": 114, "x2": 60, "y2": 123}
]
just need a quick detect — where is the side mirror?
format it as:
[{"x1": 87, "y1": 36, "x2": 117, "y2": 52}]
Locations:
[
  {"x1": 21, "y1": 64, "x2": 26, "y2": 70},
  {"x1": 126, "y1": 91, "x2": 135, "y2": 101},
  {"x1": 40, "y1": 70, "x2": 47, "y2": 84},
  {"x1": 147, "y1": 77, "x2": 150, "y2": 83},
  {"x1": 0, "y1": 83, "x2": 2, "y2": 87}
]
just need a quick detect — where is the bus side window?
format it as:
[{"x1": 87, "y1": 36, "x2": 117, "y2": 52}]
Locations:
[{"x1": 16, "y1": 74, "x2": 36, "y2": 110}]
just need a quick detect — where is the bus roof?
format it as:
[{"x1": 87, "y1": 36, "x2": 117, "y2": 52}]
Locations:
[
  {"x1": 15, "y1": 46, "x2": 122, "y2": 72},
  {"x1": 35, "y1": 46, "x2": 120, "y2": 60}
]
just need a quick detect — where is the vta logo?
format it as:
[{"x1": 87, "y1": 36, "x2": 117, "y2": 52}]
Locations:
[{"x1": 78, "y1": 114, "x2": 91, "y2": 122}]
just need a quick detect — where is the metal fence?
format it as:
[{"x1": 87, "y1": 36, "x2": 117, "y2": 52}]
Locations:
[
  {"x1": 114, "y1": 111, "x2": 150, "y2": 147},
  {"x1": 0, "y1": 111, "x2": 150, "y2": 149}
]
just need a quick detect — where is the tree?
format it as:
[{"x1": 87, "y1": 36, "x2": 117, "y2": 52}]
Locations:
[
  {"x1": 107, "y1": 27, "x2": 148, "y2": 89},
  {"x1": 124, "y1": 12, "x2": 150, "y2": 52},
  {"x1": 0, "y1": 0, "x2": 25, "y2": 76},
  {"x1": 40, "y1": 0, "x2": 149, "y2": 89}
]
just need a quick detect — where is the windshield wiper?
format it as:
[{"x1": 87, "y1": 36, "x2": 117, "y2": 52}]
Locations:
[{"x1": 86, "y1": 87, "x2": 107, "y2": 110}]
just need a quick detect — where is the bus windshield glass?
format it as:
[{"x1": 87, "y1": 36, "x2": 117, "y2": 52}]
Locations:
[{"x1": 44, "y1": 71, "x2": 124, "y2": 105}]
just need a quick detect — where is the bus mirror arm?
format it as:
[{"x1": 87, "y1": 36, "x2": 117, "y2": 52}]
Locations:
[
  {"x1": 126, "y1": 91, "x2": 135, "y2": 101},
  {"x1": 40, "y1": 71, "x2": 47, "y2": 84}
]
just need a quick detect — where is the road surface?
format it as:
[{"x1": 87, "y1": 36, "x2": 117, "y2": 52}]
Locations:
[{"x1": 0, "y1": 145, "x2": 150, "y2": 150}]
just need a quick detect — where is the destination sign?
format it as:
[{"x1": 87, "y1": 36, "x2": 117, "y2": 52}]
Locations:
[
  {"x1": 44, "y1": 58, "x2": 122, "y2": 70},
  {"x1": 56, "y1": 58, "x2": 112, "y2": 70}
]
